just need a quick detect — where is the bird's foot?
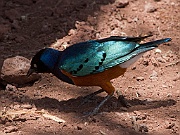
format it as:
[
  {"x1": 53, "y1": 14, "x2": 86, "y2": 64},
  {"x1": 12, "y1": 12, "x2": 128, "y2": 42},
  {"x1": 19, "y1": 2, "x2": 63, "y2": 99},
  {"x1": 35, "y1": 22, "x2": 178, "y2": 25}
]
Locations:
[
  {"x1": 116, "y1": 90, "x2": 131, "y2": 108},
  {"x1": 83, "y1": 108, "x2": 99, "y2": 117},
  {"x1": 78, "y1": 89, "x2": 104, "y2": 107},
  {"x1": 83, "y1": 94, "x2": 112, "y2": 117}
]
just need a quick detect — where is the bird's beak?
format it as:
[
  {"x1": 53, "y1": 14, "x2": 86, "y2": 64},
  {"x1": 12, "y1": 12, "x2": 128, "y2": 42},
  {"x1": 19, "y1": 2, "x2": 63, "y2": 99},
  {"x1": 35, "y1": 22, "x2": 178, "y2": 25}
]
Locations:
[{"x1": 27, "y1": 68, "x2": 36, "y2": 77}]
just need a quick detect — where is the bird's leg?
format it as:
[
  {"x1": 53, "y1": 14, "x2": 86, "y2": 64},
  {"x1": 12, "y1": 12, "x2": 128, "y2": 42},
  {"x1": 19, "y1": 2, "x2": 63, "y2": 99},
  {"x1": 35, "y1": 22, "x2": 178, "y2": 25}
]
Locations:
[
  {"x1": 84, "y1": 93, "x2": 113, "y2": 116},
  {"x1": 84, "y1": 82, "x2": 115, "y2": 116},
  {"x1": 79, "y1": 89, "x2": 104, "y2": 107},
  {"x1": 116, "y1": 90, "x2": 131, "y2": 107}
]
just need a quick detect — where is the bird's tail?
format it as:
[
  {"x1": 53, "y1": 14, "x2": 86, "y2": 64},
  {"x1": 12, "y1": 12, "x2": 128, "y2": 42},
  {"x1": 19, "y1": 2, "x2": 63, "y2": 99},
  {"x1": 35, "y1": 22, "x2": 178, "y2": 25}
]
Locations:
[
  {"x1": 135, "y1": 38, "x2": 172, "y2": 53},
  {"x1": 139, "y1": 38, "x2": 171, "y2": 48},
  {"x1": 117, "y1": 38, "x2": 171, "y2": 68}
]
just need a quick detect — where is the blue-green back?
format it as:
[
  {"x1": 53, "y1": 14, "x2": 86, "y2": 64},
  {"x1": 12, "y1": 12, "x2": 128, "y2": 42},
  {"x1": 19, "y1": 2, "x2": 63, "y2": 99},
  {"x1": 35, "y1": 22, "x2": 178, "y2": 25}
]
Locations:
[{"x1": 59, "y1": 40, "x2": 139, "y2": 76}]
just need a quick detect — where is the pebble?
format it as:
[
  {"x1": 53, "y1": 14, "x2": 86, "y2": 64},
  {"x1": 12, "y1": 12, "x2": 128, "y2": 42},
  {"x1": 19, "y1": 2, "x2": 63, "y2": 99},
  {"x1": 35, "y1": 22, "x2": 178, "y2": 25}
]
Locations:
[
  {"x1": 156, "y1": 57, "x2": 166, "y2": 63},
  {"x1": 162, "y1": 84, "x2": 168, "y2": 88},
  {"x1": 155, "y1": 48, "x2": 162, "y2": 53},
  {"x1": 77, "y1": 126, "x2": 83, "y2": 130},
  {"x1": 136, "y1": 77, "x2": 144, "y2": 81},
  {"x1": 149, "y1": 70, "x2": 158, "y2": 80},
  {"x1": 21, "y1": 104, "x2": 33, "y2": 109},
  {"x1": 13, "y1": 104, "x2": 21, "y2": 110},
  {"x1": 120, "y1": 107, "x2": 128, "y2": 111},
  {"x1": 133, "y1": 111, "x2": 147, "y2": 120},
  {"x1": 165, "y1": 121, "x2": 175, "y2": 129},
  {"x1": 151, "y1": 57, "x2": 159, "y2": 67},
  {"x1": 144, "y1": 3, "x2": 157, "y2": 13},
  {"x1": 139, "y1": 124, "x2": 148, "y2": 132},
  {"x1": 5, "y1": 84, "x2": 17, "y2": 91},
  {"x1": 68, "y1": 29, "x2": 76, "y2": 36},
  {"x1": 4, "y1": 126, "x2": 18, "y2": 133},
  {"x1": 116, "y1": 0, "x2": 129, "y2": 8}
]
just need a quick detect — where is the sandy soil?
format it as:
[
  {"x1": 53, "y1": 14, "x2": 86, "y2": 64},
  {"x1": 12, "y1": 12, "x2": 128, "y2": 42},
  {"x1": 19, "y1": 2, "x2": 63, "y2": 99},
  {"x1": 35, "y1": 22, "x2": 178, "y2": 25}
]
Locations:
[{"x1": 0, "y1": 0, "x2": 179, "y2": 135}]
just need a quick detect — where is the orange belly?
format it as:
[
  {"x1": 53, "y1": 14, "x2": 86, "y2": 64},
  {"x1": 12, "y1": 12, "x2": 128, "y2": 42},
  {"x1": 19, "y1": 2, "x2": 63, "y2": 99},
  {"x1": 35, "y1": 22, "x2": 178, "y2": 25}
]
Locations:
[{"x1": 61, "y1": 65, "x2": 127, "y2": 87}]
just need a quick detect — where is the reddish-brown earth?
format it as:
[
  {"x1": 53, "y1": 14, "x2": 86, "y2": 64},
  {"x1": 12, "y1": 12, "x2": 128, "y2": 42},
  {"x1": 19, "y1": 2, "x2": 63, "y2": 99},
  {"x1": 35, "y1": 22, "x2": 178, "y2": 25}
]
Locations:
[{"x1": 0, "y1": 0, "x2": 179, "y2": 135}]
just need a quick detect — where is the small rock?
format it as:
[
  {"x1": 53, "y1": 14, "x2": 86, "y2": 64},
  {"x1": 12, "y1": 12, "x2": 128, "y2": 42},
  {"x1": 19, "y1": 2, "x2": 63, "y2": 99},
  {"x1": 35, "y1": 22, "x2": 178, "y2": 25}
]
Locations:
[
  {"x1": 139, "y1": 124, "x2": 148, "y2": 132},
  {"x1": 162, "y1": 84, "x2": 168, "y2": 88},
  {"x1": 132, "y1": 7, "x2": 138, "y2": 11},
  {"x1": 151, "y1": 57, "x2": 159, "y2": 67},
  {"x1": 84, "y1": 122, "x2": 88, "y2": 126},
  {"x1": 133, "y1": 111, "x2": 147, "y2": 120},
  {"x1": 4, "y1": 126, "x2": 18, "y2": 133},
  {"x1": 5, "y1": 84, "x2": 17, "y2": 91},
  {"x1": 131, "y1": 65, "x2": 136, "y2": 70},
  {"x1": 149, "y1": 70, "x2": 158, "y2": 80},
  {"x1": 120, "y1": 107, "x2": 128, "y2": 111},
  {"x1": 136, "y1": 77, "x2": 144, "y2": 81},
  {"x1": 68, "y1": 29, "x2": 76, "y2": 36},
  {"x1": 144, "y1": 3, "x2": 157, "y2": 13},
  {"x1": 167, "y1": 93, "x2": 172, "y2": 97},
  {"x1": 99, "y1": 130, "x2": 106, "y2": 135},
  {"x1": 1, "y1": 56, "x2": 41, "y2": 85},
  {"x1": 136, "y1": 92, "x2": 141, "y2": 97},
  {"x1": 77, "y1": 126, "x2": 82, "y2": 130},
  {"x1": 173, "y1": 76, "x2": 180, "y2": 81},
  {"x1": 13, "y1": 104, "x2": 21, "y2": 110},
  {"x1": 169, "y1": 114, "x2": 176, "y2": 118},
  {"x1": 165, "y1": 122, "x2": 175, "y2": 129},
  {"x1": 21, "y1": 104, "x2": 33, "y2": 109},
  {"x1": 133, "y1": 111, "x2": 142, "y2": 116},
  {"x1": 156, "y1": 57, "x2": 166, "y2": 63},
  {"x1": 116, "y1": 0, "x2": 129, "y2": 8},
  {"x1": 155, "y1": 48, "x2": 162, "y2": 53}
]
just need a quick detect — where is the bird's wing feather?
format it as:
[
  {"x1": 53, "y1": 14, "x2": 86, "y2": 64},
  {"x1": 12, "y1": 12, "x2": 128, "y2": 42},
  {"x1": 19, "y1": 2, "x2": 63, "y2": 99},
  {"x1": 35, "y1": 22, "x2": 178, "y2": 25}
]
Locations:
[
  {"x1": 97, "y1": 35, "x2": 152, "y2": 43},
  {"x1": 59, "y1": 40, "x2": 138, "y2": 76}
]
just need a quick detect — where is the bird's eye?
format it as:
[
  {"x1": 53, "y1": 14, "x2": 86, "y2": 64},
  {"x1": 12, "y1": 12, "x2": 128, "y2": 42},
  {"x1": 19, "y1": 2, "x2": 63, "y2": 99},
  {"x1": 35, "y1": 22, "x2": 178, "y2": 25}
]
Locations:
[{"x1": 33, "y1": 64, "x2": 37, "y2": 68}]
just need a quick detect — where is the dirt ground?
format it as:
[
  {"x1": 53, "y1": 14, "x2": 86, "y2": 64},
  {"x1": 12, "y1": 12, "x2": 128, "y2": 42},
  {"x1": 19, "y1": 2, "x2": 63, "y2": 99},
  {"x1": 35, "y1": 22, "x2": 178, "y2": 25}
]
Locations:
[{"x1": 0, "y1": 0, "x2": 180, "y2": 135}]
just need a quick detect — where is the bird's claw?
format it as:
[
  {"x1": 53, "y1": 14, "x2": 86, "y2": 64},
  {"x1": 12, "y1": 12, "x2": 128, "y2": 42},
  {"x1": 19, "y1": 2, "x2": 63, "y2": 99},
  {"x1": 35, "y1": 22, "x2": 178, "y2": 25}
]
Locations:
[
  {"x1": 83, "y1": 109, "x2": 99, "y2": 117},
  {"x1": 118, "y1": 94, "x2": 131, "y2": 107},
  {"x1": 116, "y1": 90, "x2": 131, "y2": 107}
]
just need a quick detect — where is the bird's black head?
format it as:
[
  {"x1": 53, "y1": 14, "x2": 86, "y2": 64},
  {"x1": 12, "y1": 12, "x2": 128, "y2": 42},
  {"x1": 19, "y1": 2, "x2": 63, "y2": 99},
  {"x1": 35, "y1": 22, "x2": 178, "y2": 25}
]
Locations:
[{"x1": 27, "y1": 48, "x2": 51, "y2": 76}]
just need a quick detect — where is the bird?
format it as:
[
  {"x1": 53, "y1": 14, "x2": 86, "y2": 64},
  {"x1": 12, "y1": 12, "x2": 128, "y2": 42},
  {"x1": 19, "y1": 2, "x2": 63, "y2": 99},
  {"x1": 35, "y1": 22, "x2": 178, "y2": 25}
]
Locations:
[{"x1": 27, "y1": 35, "x2": 171, "y2": 115}]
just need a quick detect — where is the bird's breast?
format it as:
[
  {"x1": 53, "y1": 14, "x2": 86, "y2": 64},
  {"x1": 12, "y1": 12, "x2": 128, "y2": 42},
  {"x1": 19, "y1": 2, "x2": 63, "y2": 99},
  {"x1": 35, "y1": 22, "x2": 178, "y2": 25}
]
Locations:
[{"x1": 61, "y1": 65, "x2": 127, "y2": 87}]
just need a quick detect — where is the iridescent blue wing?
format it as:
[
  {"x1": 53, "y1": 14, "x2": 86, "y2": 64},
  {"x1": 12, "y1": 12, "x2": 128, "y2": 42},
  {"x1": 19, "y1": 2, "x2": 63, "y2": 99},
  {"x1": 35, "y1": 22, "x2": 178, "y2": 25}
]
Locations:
[{"x1": 59, "y1": 39, "x2": 138, "y2": 76}]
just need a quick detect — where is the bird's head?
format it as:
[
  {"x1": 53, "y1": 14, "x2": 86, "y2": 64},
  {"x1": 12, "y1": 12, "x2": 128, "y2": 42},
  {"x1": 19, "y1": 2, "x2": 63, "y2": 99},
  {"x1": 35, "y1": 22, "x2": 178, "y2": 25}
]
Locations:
[{"x1": 27, "y1": 48, "x2": 51, "y2": 76}]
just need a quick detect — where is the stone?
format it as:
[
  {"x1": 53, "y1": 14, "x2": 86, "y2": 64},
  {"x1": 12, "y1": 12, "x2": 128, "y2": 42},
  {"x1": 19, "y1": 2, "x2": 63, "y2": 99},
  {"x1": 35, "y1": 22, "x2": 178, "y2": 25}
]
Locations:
[
  {"x1": 139, "y1": 124, "x2": 148, "y2": 132},
  {"x1": 5, "y1": 84, "x2": 17, "y2": 91},
  {"x1": 116, "y1": 0, "x2": 129, "y2": 8},
  {"x1": 149, "y1": 70, "x2": 158, "y2": 80},
  {"x1": 21, "y1": 104, "x2": 33, "y2": 109},
  {"x1": 136, "y1": 77, "x2": 144, "y2": 81},
  {"x1": 144, "y1": 3, "x2": 157, "y2": 13},
  {"x1": 4, "y1": 126, "x2": 18, "y2": 133},
  {"x1": 1, "y1": 56, "x2": 41, "y2": 85}
]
